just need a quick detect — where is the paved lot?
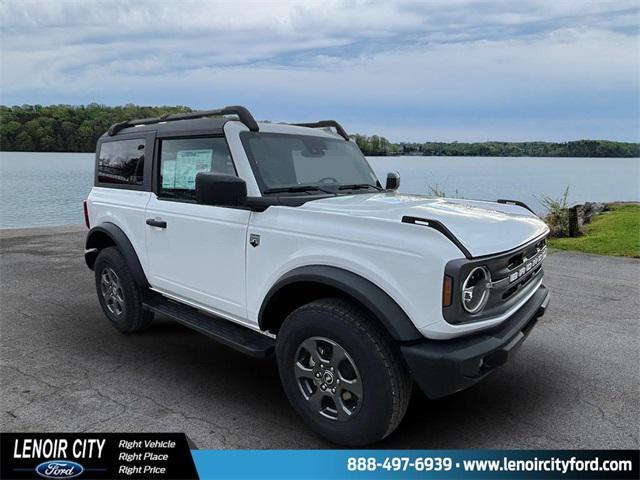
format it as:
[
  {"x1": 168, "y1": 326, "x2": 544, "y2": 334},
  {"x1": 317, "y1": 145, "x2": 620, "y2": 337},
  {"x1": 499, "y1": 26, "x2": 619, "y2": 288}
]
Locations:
[{"x1": 1, "y1": 227, "x2": 638, "y2": 448}]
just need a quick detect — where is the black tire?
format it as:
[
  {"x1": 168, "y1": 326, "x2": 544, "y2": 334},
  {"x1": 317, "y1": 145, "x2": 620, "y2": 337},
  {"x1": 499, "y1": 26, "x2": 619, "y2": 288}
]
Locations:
[
  {"x1": 276, "y1": 297, "x2": 412, "y2": 446},
  {"x1": 94, "y1": 246, "x2": 153, "y2": 333}
]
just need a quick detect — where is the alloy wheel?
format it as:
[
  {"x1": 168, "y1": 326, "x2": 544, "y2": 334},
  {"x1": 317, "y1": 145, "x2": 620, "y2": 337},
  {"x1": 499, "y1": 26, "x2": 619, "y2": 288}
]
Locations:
[
  {"x1": 100, "y1": 267, "x2": 125, "y2": 317},
  {"x1": 294, "y1": 336, "x2": 363, "y2": 421}
]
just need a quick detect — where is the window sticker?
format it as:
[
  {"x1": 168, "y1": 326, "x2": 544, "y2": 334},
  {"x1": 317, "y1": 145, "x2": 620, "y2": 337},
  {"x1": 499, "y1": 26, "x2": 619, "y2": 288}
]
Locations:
[
  {"x1": 161, "y1": 160, "x2": 176, "y2": 188},
  {"x1": 164, "y1": 149, "x2": 213, "y2": 190}
]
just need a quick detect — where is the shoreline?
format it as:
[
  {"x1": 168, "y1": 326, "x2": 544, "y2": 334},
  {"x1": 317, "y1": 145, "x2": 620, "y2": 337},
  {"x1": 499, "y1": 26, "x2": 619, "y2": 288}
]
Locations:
[{"x1": 0, "y1": 224, "x2": 85, "y2": 239}]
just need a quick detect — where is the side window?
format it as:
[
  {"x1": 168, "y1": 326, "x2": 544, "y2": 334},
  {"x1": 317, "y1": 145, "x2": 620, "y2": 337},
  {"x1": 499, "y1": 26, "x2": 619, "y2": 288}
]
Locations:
[
  {"x1": 97, "y1": 139, "x2": 146, "y2": 185},
  {"x1": 159, "y1": 137, "x2": 235, "y2": 200}
]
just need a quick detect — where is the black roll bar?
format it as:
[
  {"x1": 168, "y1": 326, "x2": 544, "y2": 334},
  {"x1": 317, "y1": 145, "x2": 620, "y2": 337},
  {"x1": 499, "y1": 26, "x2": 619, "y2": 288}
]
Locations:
[
  {"x1": 291, "y1": 120, "x2": 350, "y2": 141},
  {"x1": 107, "y1": 105, "x2": 259, "y2": 136}
]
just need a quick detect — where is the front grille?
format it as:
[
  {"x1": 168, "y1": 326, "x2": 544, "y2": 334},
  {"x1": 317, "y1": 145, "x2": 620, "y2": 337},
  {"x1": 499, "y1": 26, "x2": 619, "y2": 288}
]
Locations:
[
  {"x1": 496, "y1": 241, "x2": 547, "y2": 301},
  {"x1": 507, "y1": 239, "x2": 546, "y2": 271},
  {"x1": 502, "y1": 265, "x2": 542, "y2": 300},
  {"x1": 486, "y1": 243, "x2": 546, "y2": 307}
]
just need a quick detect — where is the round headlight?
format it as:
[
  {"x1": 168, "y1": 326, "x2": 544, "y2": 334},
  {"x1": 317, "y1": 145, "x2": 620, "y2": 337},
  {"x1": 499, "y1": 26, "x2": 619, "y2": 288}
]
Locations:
[{"x1": 462, "y1": 266, "x2": 491, "y2": 314}]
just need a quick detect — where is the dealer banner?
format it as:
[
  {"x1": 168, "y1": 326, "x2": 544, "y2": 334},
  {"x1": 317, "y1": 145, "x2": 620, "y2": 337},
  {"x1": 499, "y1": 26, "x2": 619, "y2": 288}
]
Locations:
[{"x1": 1, "y1": 433, "x2": 638, "y2": 479}]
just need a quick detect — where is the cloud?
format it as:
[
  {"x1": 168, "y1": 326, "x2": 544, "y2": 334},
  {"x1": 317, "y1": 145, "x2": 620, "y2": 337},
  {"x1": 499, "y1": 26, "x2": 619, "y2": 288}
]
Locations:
[{"x1": 1, "y1": 0, "x2": 638, "y2": 141}]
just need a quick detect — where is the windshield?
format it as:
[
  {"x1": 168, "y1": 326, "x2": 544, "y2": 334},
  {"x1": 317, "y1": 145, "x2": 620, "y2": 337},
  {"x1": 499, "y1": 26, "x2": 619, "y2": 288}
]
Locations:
[{"x1": 240, "y1": 132, "x2": 380, "y2": 194}]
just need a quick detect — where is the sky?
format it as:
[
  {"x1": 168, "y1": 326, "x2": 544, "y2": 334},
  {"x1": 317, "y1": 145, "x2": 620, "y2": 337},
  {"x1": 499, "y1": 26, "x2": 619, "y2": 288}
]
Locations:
[{"x1": 1, "y1": 0, "x2": 639, "y2": 142}]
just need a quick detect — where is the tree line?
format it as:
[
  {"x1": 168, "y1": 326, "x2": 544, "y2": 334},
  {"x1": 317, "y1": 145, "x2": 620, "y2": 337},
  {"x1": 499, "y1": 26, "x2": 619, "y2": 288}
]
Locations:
[
  {"x1": 0, "y1": 104, "x2": 192, "y2": 152},
  {"x1": 1, "y1": 104, "x2": 638, "y2": 157},
  {"x1": 353, "y1": 135, "x2": 640, "y2": 158}
]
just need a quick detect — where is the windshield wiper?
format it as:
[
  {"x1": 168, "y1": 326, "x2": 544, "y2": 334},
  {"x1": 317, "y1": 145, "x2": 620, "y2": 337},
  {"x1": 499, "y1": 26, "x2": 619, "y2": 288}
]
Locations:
[
  {"x1": 338, "y1": 183, "x2": 383, "y2": 191},
  {"x1": 263, "y1": 185, "x2": 337, "y2": 195}
]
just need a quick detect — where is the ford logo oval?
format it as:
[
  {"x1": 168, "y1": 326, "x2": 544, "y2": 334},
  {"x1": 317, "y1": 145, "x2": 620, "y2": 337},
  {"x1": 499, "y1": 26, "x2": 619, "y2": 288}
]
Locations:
[{"x1": 35, "y1": 460, "x2": 84, "y2": 479}]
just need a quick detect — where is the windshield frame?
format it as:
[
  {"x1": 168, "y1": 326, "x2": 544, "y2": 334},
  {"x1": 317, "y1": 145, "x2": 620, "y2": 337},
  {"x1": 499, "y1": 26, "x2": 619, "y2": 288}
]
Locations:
[{"x1": 239, "y1": 131, "x2": 381, "y2": 196}]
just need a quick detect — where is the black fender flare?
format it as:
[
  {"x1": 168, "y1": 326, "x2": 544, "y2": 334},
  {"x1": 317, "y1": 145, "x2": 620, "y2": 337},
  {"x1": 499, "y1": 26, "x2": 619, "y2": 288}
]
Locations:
[
  {"x1": 258, "y1": 265, "x2": 423, "y2": 342},
  {"x1": 85, "y1": 222, "x2": 149, "y2": 287}
]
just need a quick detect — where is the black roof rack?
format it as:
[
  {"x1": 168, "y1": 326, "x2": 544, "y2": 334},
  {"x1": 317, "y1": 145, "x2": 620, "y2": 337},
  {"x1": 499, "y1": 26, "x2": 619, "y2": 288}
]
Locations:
[
  {"x1": 107, "y1": 105, "x2": 259, "y2": 136},
  {"x1": 291, "y1": 120, "x2": 350, "y2": 141}
]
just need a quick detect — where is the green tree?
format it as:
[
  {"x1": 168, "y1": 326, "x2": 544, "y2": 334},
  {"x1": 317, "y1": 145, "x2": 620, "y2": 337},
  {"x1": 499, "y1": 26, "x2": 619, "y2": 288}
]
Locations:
[
  {"x1": 0, "y1": 104, "x2": 193, "y2": 152},
  {"x1": 14, "y1": 131, "x2": 35, "y2": 151}
]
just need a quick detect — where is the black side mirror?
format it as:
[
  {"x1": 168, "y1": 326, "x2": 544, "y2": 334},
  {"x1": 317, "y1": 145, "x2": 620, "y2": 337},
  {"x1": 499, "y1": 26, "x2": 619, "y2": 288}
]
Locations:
[
  {"x1": 385, "y1": 171, "x2": 400, "y2": 190},
  {"x1": 196, "y1": 173, "x2": 247, "y2": 207}
]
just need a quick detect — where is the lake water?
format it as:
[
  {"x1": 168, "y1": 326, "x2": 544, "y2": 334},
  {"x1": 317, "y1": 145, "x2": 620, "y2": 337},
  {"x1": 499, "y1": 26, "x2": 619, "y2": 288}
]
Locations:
[{"x1": 0, "y1": 151, "x2": 638, "y2": 228}]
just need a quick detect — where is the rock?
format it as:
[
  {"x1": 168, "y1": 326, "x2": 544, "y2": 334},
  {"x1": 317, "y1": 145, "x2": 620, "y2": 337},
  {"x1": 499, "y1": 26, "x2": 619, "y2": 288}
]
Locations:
[{"x1": 577, "y1": 202, "x2": 607, "y2": 227}]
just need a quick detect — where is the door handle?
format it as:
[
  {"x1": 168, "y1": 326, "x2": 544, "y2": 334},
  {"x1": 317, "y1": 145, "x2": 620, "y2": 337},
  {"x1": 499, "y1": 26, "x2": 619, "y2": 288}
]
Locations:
[{"x1": 146, "y1": 218, "x2": 167, "y2": 228}]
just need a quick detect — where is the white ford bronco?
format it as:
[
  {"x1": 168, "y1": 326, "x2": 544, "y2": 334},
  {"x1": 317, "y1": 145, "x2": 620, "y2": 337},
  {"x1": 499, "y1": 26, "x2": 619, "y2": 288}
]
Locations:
[{"x1": 84, "y1": 106, "x2": 550, "y2": 445}]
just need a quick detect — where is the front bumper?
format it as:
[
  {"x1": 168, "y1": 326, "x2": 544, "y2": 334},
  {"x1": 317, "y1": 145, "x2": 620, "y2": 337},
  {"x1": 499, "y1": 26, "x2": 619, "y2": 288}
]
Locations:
[{"x1": 401, "y1": 284, "x2": 550, "y2": 399}]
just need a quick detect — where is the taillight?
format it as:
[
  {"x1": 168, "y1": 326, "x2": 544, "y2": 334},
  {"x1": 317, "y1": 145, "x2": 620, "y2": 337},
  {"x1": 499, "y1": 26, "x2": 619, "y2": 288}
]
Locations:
[{"x1": 83, "y1": 200, "x2": 90, "y2": 229}]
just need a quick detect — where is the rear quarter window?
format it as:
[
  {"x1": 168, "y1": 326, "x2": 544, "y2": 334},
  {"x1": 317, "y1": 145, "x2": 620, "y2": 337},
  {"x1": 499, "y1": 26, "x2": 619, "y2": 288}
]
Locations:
[{"x1": 97, "y1": 139, "x2": 146, "y2": 186}]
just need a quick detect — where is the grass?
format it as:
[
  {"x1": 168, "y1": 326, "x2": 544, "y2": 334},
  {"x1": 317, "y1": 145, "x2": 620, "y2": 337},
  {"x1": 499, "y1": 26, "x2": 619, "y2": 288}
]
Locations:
[{"x1": 548, "y1": 203, "x2": 640, "y2": 258}]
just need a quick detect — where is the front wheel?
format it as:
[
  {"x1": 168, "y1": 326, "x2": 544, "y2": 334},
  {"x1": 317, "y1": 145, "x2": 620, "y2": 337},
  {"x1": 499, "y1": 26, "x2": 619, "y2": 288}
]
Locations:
[{"x1": 276, "y1": 298, "x2": 412, "y2": 446}]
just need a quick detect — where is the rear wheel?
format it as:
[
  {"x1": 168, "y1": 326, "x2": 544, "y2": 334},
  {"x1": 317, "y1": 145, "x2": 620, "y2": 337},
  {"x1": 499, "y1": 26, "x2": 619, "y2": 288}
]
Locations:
[
  {"x1": 94, "y1": 247, "x2": 153, "y2": 333},
  {"x1": 276, "y1": 298, "x2": 412, "y2": 446}
]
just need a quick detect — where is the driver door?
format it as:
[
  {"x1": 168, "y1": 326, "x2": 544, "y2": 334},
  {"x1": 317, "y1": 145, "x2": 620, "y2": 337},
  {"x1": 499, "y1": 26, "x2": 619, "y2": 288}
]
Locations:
[{"x1": 145, "y1": 136, "x2": 250, "y2": 323}]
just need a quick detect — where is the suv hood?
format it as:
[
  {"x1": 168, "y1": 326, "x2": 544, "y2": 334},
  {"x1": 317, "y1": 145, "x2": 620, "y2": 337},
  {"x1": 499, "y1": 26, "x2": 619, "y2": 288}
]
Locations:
[{"x1": 300, "y1": 193, "x2": 548, "y2": 257}]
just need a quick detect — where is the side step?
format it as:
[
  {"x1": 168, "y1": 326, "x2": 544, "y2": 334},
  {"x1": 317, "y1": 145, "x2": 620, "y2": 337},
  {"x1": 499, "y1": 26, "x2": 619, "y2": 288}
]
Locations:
[{"x1": 143, "y1": 297, "x2": 275, "y2": 358}]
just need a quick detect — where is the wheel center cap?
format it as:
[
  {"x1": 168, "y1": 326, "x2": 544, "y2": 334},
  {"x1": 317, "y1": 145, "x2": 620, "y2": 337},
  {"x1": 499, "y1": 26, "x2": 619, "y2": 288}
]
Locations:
[{"x1": 323, "y1": 371, "x2": 335, "y2": 385}]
